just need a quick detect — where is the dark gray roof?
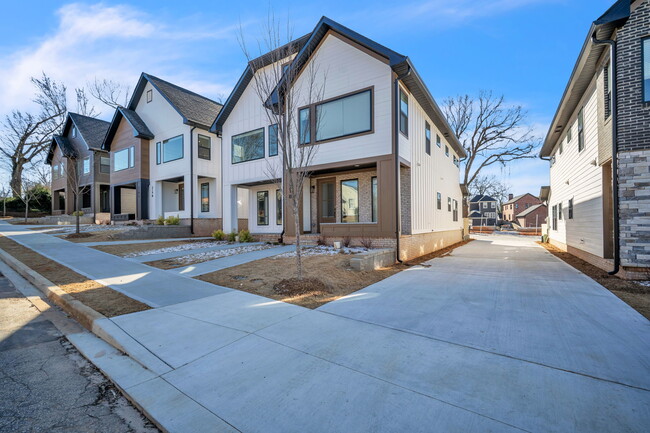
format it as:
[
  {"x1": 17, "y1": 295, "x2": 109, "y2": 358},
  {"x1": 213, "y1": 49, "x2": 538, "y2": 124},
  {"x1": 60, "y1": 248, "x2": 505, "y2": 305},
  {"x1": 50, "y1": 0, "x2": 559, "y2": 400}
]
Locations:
[
  {"x1": 503, "y1": 193, "x2": 539, "y2": 206},
  {"x1": 470, "y1": 194, "x2": 497, "y2": 203},
  {"x1": 130, "y1": 73, "x2": 222, "y2": 130},
  {"x1": 516, "y1": 203, "x2": 545, "y2": 218},
  {"x1": 67, "y1": 113, "x2": 110, "y2": 150},
  {"x1": 212, "y1": 16, "x2": 465, "y2": 158},
  {"x1": 101, "y1": 107, "x2": 154, "y2": 151},
  {"x1": 540, "y1": 0, "x2": 631, "y2": 157},
  {"x1": 468, "y1": 210, "x2": 481, "y2": 217},
  {"x1": 46, "y1": 136, "x2": 77, "y2": 165}
]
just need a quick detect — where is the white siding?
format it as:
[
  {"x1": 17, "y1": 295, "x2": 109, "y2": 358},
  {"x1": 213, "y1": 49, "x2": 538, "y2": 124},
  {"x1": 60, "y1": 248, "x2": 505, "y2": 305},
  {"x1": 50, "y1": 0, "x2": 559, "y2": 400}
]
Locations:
[
  {"x1": 406, "y1": 90, "x2": 462, "y2": 233},
  {"x1": 247, "y1": 184, "x2": 283, "y2": 234},
  {"x1": 548, "y1": 78, "x2": 604, "y2": 257}
]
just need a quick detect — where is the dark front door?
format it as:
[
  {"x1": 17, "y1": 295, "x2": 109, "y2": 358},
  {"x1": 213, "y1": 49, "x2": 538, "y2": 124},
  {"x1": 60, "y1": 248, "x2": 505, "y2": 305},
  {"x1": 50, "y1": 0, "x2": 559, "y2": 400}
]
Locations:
[
  {"x1": 317, "y1": 178, "x2": 336, "y2": 231},
  {"x1": 100, "y1": 185, "x2": 110, "y2": 212}
]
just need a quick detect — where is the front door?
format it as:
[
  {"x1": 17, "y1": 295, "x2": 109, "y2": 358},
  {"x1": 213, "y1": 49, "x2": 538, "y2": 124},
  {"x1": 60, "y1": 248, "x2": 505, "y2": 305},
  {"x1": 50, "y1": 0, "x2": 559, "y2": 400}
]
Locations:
[
  {"x1": 317, "y1": 178, "x2": 336, "y2": 231},
  {"x1": 178, "y1": 183, "x2": 185, "y2": 211}
]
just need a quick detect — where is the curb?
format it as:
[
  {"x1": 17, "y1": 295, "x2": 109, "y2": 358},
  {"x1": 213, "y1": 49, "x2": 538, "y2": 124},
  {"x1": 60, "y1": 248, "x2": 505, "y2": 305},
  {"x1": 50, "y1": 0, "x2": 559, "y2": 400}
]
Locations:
[{"x1": 0, "y1": 248, "x2": 105, "y2": 331}]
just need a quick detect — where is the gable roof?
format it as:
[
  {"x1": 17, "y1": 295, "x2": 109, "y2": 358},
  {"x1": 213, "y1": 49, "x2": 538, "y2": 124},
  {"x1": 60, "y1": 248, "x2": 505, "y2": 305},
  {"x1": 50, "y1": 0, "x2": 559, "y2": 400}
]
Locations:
[
  {"x1": 46, "y1": 136, "x2": 77, "y2": 165},
  {"x1": 212, "y1": 16, "x2": 465, "y2": 158},
  {"x1": 516, "y1": 203, "x2": 546, "y2": 218},
  {"x1": 540, "y1": 0, "x2": 632, "y2": 157},
  {"x1": 101, "y1": 107, "x2": 154, "y2": 151},
  {"x1": 470, "y1": 194, "x2": 497, "y2": 203},
  {"x1": 503, "y1": 193, "x2": 539, "y2": 206},
  {"x1": 129, "y1": 73, "x2": 222, "y2": 130},
  {"x1": 468, "y1": 210, "x2": 482, "y2": 217}
]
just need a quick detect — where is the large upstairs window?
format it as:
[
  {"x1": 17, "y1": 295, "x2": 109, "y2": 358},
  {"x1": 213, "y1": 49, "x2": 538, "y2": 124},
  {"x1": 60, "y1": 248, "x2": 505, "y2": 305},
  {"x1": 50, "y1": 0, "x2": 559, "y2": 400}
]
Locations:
[
  {"x1": 198, "y1": 135, "x2": 211, "y2": 160},
  {"x1": 232, "y1": 128, "x2": 264, "y2": 164},
  {"x1": 114, "y1": 147, "x2": 135, "y2": 172},
  {"x1": 157, "y1": 135, "x2": 184, "y2": 164},
  {"x1": 315, "y1": 89, "x2": 372, "y2": 142}
]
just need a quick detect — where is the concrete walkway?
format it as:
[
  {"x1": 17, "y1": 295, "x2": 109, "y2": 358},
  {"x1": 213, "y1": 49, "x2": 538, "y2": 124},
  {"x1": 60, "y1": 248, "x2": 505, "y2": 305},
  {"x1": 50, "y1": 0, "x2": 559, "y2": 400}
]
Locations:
[
  {"x1": 3, "y1": 223, "x2": 649, "y2": 432},
  {"x1": 170, "y1": 245, "x2": 294, "y2": 277}
]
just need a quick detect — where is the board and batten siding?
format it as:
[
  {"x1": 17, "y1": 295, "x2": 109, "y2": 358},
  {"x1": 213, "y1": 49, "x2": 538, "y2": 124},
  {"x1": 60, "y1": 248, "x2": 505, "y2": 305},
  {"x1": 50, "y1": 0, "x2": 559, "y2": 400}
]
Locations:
[
  {"x1": 548, "y1": 75, "x2": 605, "y2": 258},
  {"x1": 405, "y1": 89, "x2": 462, "y2": 233}
]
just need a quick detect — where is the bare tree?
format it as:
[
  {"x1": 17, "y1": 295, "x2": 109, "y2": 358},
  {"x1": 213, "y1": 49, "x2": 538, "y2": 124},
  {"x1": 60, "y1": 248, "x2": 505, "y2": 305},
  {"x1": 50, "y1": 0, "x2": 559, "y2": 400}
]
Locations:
[
  {"x1": 0, "y1": 185, "x2": 10, "y2": 218},
  {"x1": 28, "y1": 160, "x2": 52, "y2": 191},
  {"x1": 59, "y1": 155, "x2": 87, "y2": 234},
  {"x1": 75, "y1": 88, "x2": 99, "y2": 117},
  {"x1": 12, "y1": 178, "x2": 40, "y2": 223},
  {"x1": 443, "y1": 91, "x2": 538, "y2": 189},
  {"x1": 0, "y1": 73, "x2": 67, "y2": 197},
  {"x1": 239, "y1": 16, "x2": 326, "y2": 279},
  {"x1": 469, "y1": 174, "x2": 510, "y2": 210},
  {"x1": 88, "y1": 78, "x2": 130, "y2": 108}
]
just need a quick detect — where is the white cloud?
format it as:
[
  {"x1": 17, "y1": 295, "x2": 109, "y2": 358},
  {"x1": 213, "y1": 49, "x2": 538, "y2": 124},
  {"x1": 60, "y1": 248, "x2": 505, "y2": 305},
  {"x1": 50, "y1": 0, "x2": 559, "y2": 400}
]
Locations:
[{"x1": 0, "y1": 3, "x2": 239, "y2": 120}]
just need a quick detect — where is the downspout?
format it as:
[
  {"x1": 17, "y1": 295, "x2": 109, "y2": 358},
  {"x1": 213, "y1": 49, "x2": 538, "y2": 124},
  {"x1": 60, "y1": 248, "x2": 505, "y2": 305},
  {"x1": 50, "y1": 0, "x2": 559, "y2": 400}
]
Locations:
[
  {"x1": 190, "y1": 126, "x2": 196, "y2": 235},
  {"x1": 394, "y1": 66, "x2": 411, "y2": 262},
  {"x1": 592, "y1": 31, "x2": 619, "y2": 275}
]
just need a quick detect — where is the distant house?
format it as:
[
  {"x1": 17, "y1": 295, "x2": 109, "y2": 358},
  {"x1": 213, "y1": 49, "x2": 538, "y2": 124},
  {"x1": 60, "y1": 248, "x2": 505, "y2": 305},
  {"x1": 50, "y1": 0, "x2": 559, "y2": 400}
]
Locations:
[
  {"x1": 46, "y1": 113, "x2": 111, "y2": 220},
  {"x1": 502, "y1": 193, "x2": 542, "y2": 222},
  {"x1": 540, "y1": 0, "x2": 650, "y2": 278},
  {"x1": 515, "y1": 204, "x2": 547, "y2": 228},
  {"x1": 469, "y1": 195, "x2": 498, "y2": 227}
]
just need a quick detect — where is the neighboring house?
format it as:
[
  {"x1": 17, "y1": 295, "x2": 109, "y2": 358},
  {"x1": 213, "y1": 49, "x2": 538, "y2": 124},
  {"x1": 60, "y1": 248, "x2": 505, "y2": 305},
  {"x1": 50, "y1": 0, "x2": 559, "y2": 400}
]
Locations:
[
  {"x1": 213, "y1": 17, "x2": 466, "y2": 260},
  {"x1": 515, "y1": 203, "x2": 547, "y2": 228},
  {"x1": 46, "y1": 113, "x2": 111, "y2": 220},
  {"x1": 502, "y1": 193, "x2": 542, "y2": 222},
  {"x1": 468, "y1": 195, "x2": 499, "y2": 227},
  {"x1": 540, "y1": 0, "x2": 650, "y2": 278},
  {"x1": 102, "y1": 73, "x2": 223, "y2": 235}
]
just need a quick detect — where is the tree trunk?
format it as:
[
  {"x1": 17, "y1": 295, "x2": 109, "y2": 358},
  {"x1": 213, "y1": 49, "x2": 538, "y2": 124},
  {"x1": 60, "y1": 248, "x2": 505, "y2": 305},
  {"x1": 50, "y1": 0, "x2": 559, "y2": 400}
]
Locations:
[
  {"x1": 292, "y1": 200, "x2": 302, "y2": 280},
  {"x1": 75, "y1": 189, "x2": 81, "y2": 234},
  {"x1": 24, "y1": 200, "x2": 28, "y2": 222},
  {"x1": 10, "y1": 164, "x2": 23, "y2": 198}
]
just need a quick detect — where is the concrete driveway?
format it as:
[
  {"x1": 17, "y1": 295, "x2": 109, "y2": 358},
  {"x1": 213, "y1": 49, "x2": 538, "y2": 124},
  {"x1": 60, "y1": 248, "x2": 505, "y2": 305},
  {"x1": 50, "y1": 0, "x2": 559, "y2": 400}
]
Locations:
[{"x1": 91, "y1": 235, "x2": 650, "y2": 432}]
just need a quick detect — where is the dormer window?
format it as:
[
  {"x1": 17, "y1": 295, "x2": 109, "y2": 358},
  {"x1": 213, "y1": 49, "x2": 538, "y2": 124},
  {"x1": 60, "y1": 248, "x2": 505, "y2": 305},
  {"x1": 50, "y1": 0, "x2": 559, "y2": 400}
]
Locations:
[
  {"x1": 147, "y1": 89, "x2": 153, "y2": 103},
  {"x1": 71, "y1": 126, "x2": 77, "y2": 138}
]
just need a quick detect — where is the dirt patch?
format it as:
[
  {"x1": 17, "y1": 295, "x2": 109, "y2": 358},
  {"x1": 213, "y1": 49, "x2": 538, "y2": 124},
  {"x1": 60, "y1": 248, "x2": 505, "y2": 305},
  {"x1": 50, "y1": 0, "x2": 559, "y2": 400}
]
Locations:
[
  {"x1": 0, "y1": 235, "x2": 150, "y2": 317},
  {"x1": 198, "y1": 254, "x2": 403, "y2": 309},
  {"x1": 57, "y1": 230, "x2": 131, "y2": 243},
  {"x1": 94, "y1": 239, "x2": 220, "y2": 257},
  {"x1": 65, "y1": 232, "x2": 93, "y2": 239},
  {"x1": 403, "y1": 239, "x2": 473, "y2": 266},
  {"x1": 539, "y1": 242, "x2": 650, "y2": 320}
]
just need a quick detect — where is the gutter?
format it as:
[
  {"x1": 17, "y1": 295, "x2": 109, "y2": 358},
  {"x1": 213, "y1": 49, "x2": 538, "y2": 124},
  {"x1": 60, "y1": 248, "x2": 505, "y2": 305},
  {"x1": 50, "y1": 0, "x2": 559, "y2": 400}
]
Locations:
[
  {"x1": 394, "y1": 66, "x2": 411, "y2": 263},
  {"x1": 190, "y1": 126, "x2": 196, "y2": 235},
  {"x1": 592, "y1": 31, "x2": 619, "y2": 276}
]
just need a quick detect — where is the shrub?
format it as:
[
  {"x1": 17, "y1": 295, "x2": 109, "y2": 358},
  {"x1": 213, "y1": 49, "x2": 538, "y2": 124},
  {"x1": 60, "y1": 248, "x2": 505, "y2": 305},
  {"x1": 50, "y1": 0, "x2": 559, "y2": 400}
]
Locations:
[
  {"x1": 165, "y1": 215, "x2": 180, "y2": 225},
  {"x1": 316, "y1": 236, "x2": 328, "y2": 246},
  {"x1": 227, "y1": 230, "x2": 238, "y2": 242},
  {"x1": 359, "y1": 237, "x2": 373, "y2": 249},
  {"x1": 238, "y1": 229, "x2": 254, "y2": 243},
  {"x1": 212, "y1": 229, "x2": 226, "y2": 241},
  {"x1": 72, "y1": 210, "x2": 84, "y2": 217},
  {"x1": 342, "y1": 236, "x2": 352, "y2": 248},
  {"x1": 155, "y1": 215, "x2": 165, "y2": 225}
]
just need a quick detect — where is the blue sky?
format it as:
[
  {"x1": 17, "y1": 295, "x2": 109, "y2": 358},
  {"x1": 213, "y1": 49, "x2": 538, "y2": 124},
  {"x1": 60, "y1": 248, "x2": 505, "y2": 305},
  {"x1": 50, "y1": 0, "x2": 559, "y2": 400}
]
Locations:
[{"x1": 0, "y1": 0, "x2": 615, "y2": 194}]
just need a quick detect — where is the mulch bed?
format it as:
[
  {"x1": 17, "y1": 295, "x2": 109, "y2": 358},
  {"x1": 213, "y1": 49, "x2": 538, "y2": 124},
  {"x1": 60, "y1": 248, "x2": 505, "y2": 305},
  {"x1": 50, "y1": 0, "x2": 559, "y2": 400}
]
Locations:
[
  {"x1": 273, "y1": 277, "x2": 332, "y2": 297},
  {"x1": 0, "y1": 235, "x2": 150, "y2": 317},
  {"x1": 539, "y1": 242, "x2": 650, "y2": 320}
]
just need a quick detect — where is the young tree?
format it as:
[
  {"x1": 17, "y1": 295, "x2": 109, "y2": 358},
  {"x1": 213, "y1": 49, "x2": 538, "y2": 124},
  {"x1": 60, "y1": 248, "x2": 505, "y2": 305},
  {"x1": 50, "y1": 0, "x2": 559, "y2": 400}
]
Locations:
[
  {"x1": 0, "y1": 73, "x2": 67, "y2": 197},
  {"x1": 12, "y1": 178, "x2": 40, "y2": 222},
  {"x1": 0, "y1": 186, "x2": 10, "y2": 218},
  {"x1": 443, "y1": 91, "x2": 538, "y2": 190},
  {"x1": 60, "y1": 156, "x2": 86, "y2": 234},
  {"x1": 239, "y1": 17, "x2": 325, "y2": 279}
]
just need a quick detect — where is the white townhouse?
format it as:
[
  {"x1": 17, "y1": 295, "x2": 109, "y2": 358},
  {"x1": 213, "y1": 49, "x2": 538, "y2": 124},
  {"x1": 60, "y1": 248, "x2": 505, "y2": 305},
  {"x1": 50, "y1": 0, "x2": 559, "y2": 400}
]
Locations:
[
  {"x1": 102, "y1": 73, "x2": 225, "y2": 235},
  {"x1": 541, "y1": 0, "x2": 650, "y2": 279},
  {"x1": 212, "y1": 17, "x2": 466, "y2": 261}
]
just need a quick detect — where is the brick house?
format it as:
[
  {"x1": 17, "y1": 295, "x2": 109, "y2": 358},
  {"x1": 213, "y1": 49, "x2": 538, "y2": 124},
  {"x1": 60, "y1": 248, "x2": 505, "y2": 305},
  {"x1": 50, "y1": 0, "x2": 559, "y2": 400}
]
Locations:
[
  {"x1": 515, "y1": 204, "x2": 547, "y2": 228},
  {"x1": 502, "y1": 193, "x2": 542, "y2": 222},
  {"x1": 540, "y1": 0, "x2": 650, "y2": 279}
]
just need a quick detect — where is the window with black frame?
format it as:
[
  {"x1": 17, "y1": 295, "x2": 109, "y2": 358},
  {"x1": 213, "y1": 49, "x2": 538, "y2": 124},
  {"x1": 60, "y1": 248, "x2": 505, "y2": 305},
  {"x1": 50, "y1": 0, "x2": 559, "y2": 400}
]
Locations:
[
  {"x1": 399, "y1": 89, "x2": 408, "y2": 136},
  {"x1": 232, "y1": 128, "x2": 264, "y2": 163},
  {"x1": 269, "y1": 124, "x2": 278, "y2": 156},
  {"x1": 257, "y1": 191, "x2": 269, "y2": 225},
  {"x1": 315, "y1": 89, "x2": 371, "y2": 142},
  {"x1": 276, "y1": 189, "x2": 282, "y2": 224},
  {"x1": 425, "y1": 122, "x2": 431, "y2": 155},
  {"x1": 201, "y1": 183, "x2": 209, "y2": 212},
  {"x1": 198, "y1": 135, "x2": 211, "y2": 160}
]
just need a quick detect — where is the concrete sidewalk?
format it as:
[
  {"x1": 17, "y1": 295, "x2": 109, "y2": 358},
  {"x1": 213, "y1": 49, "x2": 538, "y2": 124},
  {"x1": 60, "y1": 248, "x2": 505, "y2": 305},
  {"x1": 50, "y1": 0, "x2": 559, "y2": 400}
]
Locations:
[{"x1": 0, "y1": 223, "x2": 227, "y2": 307}]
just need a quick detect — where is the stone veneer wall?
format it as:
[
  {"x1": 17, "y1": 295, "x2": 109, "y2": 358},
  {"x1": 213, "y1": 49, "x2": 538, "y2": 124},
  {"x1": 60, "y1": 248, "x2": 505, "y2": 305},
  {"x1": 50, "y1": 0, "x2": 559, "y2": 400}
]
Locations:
[{"x1": 618, "y1": 150, "x2": 650, "y2": 270}]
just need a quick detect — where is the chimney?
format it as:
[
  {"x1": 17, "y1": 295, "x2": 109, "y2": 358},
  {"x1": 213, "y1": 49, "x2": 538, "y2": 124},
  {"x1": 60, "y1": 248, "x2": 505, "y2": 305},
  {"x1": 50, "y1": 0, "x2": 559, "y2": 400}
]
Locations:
[{"x1": 508, "y1": 194, "x2": 513, "y2": 200}]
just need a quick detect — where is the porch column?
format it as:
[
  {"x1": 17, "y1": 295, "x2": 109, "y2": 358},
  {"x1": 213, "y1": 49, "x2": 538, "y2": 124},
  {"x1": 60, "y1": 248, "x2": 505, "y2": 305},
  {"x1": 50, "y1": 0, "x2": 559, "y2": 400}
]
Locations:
[{"x1": 223, "y1": 184, "x2": 238, "y2": 233}]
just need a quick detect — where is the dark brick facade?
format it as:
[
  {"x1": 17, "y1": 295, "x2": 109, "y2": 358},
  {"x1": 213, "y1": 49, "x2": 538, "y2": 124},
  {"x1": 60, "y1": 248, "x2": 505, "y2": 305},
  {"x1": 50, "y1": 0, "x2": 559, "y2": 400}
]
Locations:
[{"x1": 616, "y1": 0, "x2": 650, "y2": 152}]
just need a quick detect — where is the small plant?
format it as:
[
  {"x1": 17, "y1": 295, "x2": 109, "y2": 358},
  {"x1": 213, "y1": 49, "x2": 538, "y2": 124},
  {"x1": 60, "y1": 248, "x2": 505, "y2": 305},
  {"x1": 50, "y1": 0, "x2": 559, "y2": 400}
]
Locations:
[
  {"x1": 165, "y1": 215, "x2": 180, "y2": 225},
  {"x1": 342, "y1": 236, "x2": 352, "y2": 248},
  {"x1": 227, "y1": 230, "x2": 238, "y2": 242},
  {"x1": 238, "y1": 229, "x2": 254, "y2": 243},
  {"x1": 155, "y1": 215, "x2": 165, "y2": 225},
  {"x1": 212, "y1": 229, "x2": 226, "y2": 241},
  {"x1": 317, "y1": 236, "x2": 328, "y2": 246},
  {"x1": 72, "y1": 210, "x2": 84, "y2": 216},
  {"x1": 360, "y1": 237, "x2": 373, "y2": 249}
]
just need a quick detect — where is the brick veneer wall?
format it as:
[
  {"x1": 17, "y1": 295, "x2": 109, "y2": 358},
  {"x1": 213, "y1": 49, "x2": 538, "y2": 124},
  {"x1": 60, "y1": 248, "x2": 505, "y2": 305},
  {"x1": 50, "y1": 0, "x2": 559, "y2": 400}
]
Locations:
[
  {"x1": 615, "y1": 1, "x2": 650, "y2": 270},
  {"x1": 400, "y1": 166, "x2": 412, "y2": 235}
]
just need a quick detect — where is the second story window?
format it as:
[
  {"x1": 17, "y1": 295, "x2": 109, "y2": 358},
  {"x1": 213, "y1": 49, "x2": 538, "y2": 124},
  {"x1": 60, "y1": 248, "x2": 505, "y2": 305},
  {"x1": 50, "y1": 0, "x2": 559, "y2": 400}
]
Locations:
[
  {"x1": 71, "y1": 126, "x2": 77, "y2": 138},
  {"x1": 82, "y1": 157, "x2": 90, "y2": 174},
  {"x1": 445, "y1": 145, "x2": 450, "y2": 157},
  {"x1": 643, "y1": 38, "x2": 650, "y2": 102},
  {"x1": 269, "y1": 124, "x2": 278, "y2": 157},
  {"x1": 232, "y1": 128, "x2": 264, "y2": 164},
  {"x1": 577, "y1": 108, "x2": 585, "y2": 152},
  {"x1": 299, "y1": 108, "x2": 310, "y2": 145},
  {"x1": 436, "y1": 134, "x2": 441, "y2": 148},
  {"x1": 447, "y1": 197, "x2": 451, "y2": 212},
  {"x1": 198, "y1": 134, "x2": 211, "y2": 160},
  {"x1": 157, "y1": 135, "x2": 184, "y2": 164},
  {"x1": 315, "y1": 89, "x2": 371, "y2": 142},
  {"x1": 114, "y1": 146, "x2": 135, "y2": 172},
  {"x1": 437, "y1": 192, "x2": 441, "y2": 210},
  {"x1": 100, "y1": 157, "x2": 110, "y2": 174},
  {"x1": 425, "y1": 122, "x2": 431, "y2": 155},
  {"x1": 399, "y1": 89, "x2": 408, "y2": 136},
  {"x1": 146, "y1": 89, "x2": 153, "y2": 103}
]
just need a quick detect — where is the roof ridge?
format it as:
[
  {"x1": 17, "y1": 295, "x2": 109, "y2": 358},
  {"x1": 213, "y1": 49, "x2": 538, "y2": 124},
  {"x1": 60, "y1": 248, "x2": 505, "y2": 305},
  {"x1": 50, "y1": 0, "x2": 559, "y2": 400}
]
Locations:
[{"x1": 143, "y1": 73, "x2": 222, "y2": 106}]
